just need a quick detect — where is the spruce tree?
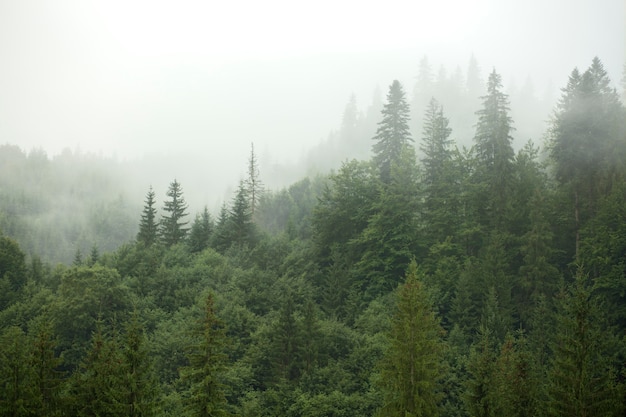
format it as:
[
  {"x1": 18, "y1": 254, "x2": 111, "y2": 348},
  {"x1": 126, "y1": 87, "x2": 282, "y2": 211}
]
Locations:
[
  {"x1": 245, "y1": 142, "x2": 264, "y2": 219},
  {"x1": 160, "y1": 179, "x2": 189, "y2": 247},
  {"x1": 180, "y1": 292, "x2": 229, "y2": 417},
  {"x1": 546, "y1": 268, "x2": 622, "y2": 416},
  {"x1": 122, "y1": 312, "x2": 158, "y2": 417},
  {"x1": 420, "y1": 98, "x2": 457, "y2": 243},
  {"x1": 28, "y1": 317, "x2": 63, "y2": 417},
  {"x1": 473, "y1": 69, "x2": 515, "y2": 230},
  {"x1": 372, "y1": 80, "x2": 413, "y2": 182},
  {"x1": 188, "y1": 207, "x2": 213, "y2": 253},
  {"x1": 549, "y1": 57, "x2": 625, "y2": 259},
  {"x1": 137, "y1": 186, "x2": 158, "y2": 247},
  {"x1": 378, "y1": 260, "x2": 444, "y2": 417},
  {"x1": 228, "y1": 180, "x2": 255, "y2": 248},
  {"x1": 0, "y1": 326, "x2": 34, "y2": 417}
]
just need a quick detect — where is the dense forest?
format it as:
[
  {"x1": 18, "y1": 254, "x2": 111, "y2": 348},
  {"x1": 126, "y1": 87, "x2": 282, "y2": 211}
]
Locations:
[{"x1": 1, "y1": 57, "x2": 625, "y2": 416}]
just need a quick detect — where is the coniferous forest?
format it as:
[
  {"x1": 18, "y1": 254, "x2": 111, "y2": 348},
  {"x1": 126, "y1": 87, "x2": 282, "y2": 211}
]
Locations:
[{"x1": 1, "y1": 57, "x2": 626, "y2": 416}]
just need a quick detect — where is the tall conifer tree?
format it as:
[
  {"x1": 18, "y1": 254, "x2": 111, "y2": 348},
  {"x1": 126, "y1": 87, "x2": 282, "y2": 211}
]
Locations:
[
  {"x1": 137, "y1": 186, "x2": 158, "y2": 246},
  {"x1": 372, "y1": 80, "x2": 413, "y2": 182},
  {"x1": 160, "y1": 180, "x2": 189, "y2": 247},
  {"x1": 378, "y1": 260, "x2": 444, "y2": 417}
]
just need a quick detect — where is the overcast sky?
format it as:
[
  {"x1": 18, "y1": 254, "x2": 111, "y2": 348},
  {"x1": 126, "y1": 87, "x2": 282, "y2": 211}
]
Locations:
[{"x1": 0, "y1": 0, "x2": 624, "y2": 198}]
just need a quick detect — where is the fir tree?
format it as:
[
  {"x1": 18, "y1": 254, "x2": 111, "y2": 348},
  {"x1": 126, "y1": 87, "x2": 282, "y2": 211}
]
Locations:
[
  {"x1": 546, "y1": 267, "x2": 622, "y2": 416},
  {"x1": 378, "y1": 260, "x2": 444, "y2": 417},
  {"x1": 245, "y1": 142, "x2": 264, "y2": 219},
  {"x1": 372, "y1": 80, "x2": 413, "y2": 182},
  {"x1": 180, "y1": 292, "x2": 229, "y2": 417},
  {"x1": 28, "y1": 317, "x2": 63, "y2": 417},
  {"x1": 228, "y1": 180, "x2": 255, "y2": 248},
  {"x1": 188, "y1": 207, "x2": 213, "y2": 253},
  {"x1": 137, "y1": 186, "x2": 158, "y2": 247},
  {"x1": 160, "y1": 180, "x2": 189, "y2": 247},
  {"x1": 473, "y1": 69, "x2": 515, "y2": 230}
]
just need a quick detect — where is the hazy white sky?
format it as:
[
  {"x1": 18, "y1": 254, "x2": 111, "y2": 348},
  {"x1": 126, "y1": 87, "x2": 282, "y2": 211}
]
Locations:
[{"x1": 0, "y1": 0, "x2": 624, "y2": 182}]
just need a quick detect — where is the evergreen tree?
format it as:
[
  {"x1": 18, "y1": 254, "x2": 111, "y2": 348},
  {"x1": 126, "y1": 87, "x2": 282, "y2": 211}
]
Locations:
[
  {"x1": 420, "y1": 98, "x2": 458, "y2": 243},
  {"x1": 69, "y1": 321, "x2": 126, "y2": 417},
  {"x1": 228, "y1": 180, "x2": 255, "y2": 248},
  {"x1": 0, "y1": 326, "x2": 34, "y2": 417},
  {"x1": 271, "y1": 295, "x2": 302, "y2": 383},
  {"x1": 28, "y1": 317, "x2": 63, "y2": 417},
  {"x1": 464, "y1": 326, "x2": 496, "y2": 417},
  {"x1": 377, "y1": 260, "x2": 444, "y2": 417},
  {"x1": 188, "y1": 207, "x2": 214, "y2": 253},
  {"x1": 122, "y1": 312, "x2": 158, "y2": 417},
  {"x1": 473, "y1": 69, "x2": 515, "y2": 230},
  {"x1": 160, "y1": 179, "x2": 189, "y2": 247},
  {"x1": 372, "y1": 80, "x2": 413, "y2": 182},
  {"x1": 211, "y1": 203, "x2": 231, "y2": 253},
  {"x1": 0, "y1": 235, "x2": 27, "y2": 310},
  {"x1": 547, "y1": 267, "x2": 622, "y2": 416},
  {"x1": 180, "y1": 292, "x2": 229, "y2": 417},
  {"x1": 245, "y1": 142, "x2": 264, "y2": 219},
  {"x1": 137, "y1": 186, "x2": 158, "y2": 247},
  {"x1": 356, "y1": 147, "x2": 421, "y2": 300},
  {"x1": 549, "y1": 57, "x2": 626, "y2": 259}
]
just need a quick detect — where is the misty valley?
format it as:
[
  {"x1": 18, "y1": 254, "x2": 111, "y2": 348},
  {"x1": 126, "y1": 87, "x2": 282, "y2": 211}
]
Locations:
[{"x1": 1, "y1": 56, "x2": 626, "y2": 417}]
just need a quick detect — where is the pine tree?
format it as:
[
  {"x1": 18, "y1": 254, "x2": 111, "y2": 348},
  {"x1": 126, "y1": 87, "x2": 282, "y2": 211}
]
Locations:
[
  {"x1": 188, "y1": 207, "x2": 213, "y2": 253},
  {"x1": 122, "y1": 312, "x2": 158, "y2": 417},
  {"x1": 137, "y1": 186, "x2": 158, "y2": 247},
  {"x1": 464, "y1": 326, "x2": 496, "y2": 417},
  {"x1": 420, "y1": 98, "x2": 457, "y2": 243},
  {"x1": 28, "y1": 317, "x2": 63, "y2": 417},
  {"x1": 547, "y1": 267, "x2": 622, "y2": 416},
  {"x1": 473, "y1": 69, "x2": 515, "y2": 230},
  {"x1": 245, "y1": 143, "x2": 264, "y2": 219},
  {"x1": 228, "y1": 180, "x2": 255, "y2": 248},
  {"x1": 160, "y1": 180, "x2": 189, "y2": 247},
  {"x1": 378, "y1": 260, "x2": 444, "y2": 417},
  {"x1": 549, "y1": 57, "x2": 626, "y2": 260},
  {"x1": 372, "y1": 80, "x2": 413, "y2": 182},
  {"x1": 211, "y1": 203, "x2": 231, "y2": 253},
  {"x1": 0, "y1": 326, "x2": 34, "y2": 417},
  {"x1": 70, "y1": 321, "x2": 126, "y2": 417},
  {"x1": 180, "y1": 292, "x2": 229, "y2": 417},
  {"x1": 356, "y1": 147, "x2": 421, "y2": 300}
]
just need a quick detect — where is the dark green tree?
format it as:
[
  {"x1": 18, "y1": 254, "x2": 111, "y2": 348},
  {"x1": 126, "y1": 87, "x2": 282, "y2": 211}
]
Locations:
[
  {"x1": 188, "y1": 206, "x2": 214, "y2": 253},
  {"x1": 228, "y1": 180, "x2": 255, "y2": 248},
  {"x1": 0, "y1": 326, "x2": 34, "y2": 417},
  {"x1": 245, "y1": 142, "x2": 264, "y2": 219},
  {"x1": 420, "y1": 98, "x2": 458, "y2": 244},
  {"x1": 28, "y1": 317, "x2": 63, "y2": 417},
  {"x1": 211, "y1": 203, "x2": 231, "y2": 253},
  {"x1": 473, "y1": 69, "x2": 515, "y2": 230},
  {"x1": 355, "y1": 147, "x2": 421, "y2": 300},
  {"x1": 549, "y1": 57, "x2": 626, "y2": 259},
  {"x1": 464, "y1": 326, "x2": 496, "y2": 417},
  {"x1": 547, "y1": 268, "x2": 622, "y2": 416},
  {"x1": 377, "y1": 260, "x2": 445, "y2": 417},
  {"x1": 160, "y1": 179, "x2": 189, "y2": 247},
  {"x1": 372, "y1": 80, "x2": 413, "y2": 182},
  {"x1": 122, "y1": 312, "x2": 158, "y2": 417},
  {"x1": 69, "y1": 321, "x2": 126, "y2": 417},
  {"x1": 137, "y1": 186, "x2": 158, "y2": 247},
  {"x1": 0, "y1": 235, "x2": 27, "y2": 310},
  {"x1": 180, "y1": 292, "x2": 229, "y2": 417}
]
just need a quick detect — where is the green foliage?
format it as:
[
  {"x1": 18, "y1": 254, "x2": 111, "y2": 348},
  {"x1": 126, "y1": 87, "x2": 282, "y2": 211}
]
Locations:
[
  {"x1": 188, "y1": 207, "x2": 214, "y2": 254},
  {"x1": 372, "y1": 80, "x2": 413, "y2": 182},
  {"x1": 546, "y1": 268, "x2": 623, "y2": 417},
  {"x1": 0, "y1": 234, "x2": 27, "y2": 310},
  {"x1": 377, "y1": 261, "x2": 445, "y2": 417},
  {"x1": 160, "y1": 180, "x2": 190, "y2": 247},
  {"x1": 179, "y1": 292, "x2": 229, "y2": 417},
  {"x1": 137, "y1": 186, "x2": 159, "y2": 247}
]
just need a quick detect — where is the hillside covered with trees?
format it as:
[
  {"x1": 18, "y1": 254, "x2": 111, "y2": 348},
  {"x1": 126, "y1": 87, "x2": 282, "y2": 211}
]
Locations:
[{"x1": 1, "y1": 57, "x2": 625, "y2": 416}]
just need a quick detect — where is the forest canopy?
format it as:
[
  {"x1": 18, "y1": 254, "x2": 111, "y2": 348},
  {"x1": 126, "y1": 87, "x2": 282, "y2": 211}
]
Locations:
[{"x1": 1, "y1": 57, "x2": 625, "y2": 417}]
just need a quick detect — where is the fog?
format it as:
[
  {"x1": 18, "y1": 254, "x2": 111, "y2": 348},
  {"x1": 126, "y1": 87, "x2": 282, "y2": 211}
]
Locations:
[{"x1": 1, "y1": 0, "x2": 624, "y2": 211}]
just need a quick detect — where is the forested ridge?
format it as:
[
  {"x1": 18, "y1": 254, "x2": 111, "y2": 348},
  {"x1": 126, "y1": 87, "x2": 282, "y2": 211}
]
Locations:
[{"x1": 1, "y1": 57, "x2": 625, "y2": 416}]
